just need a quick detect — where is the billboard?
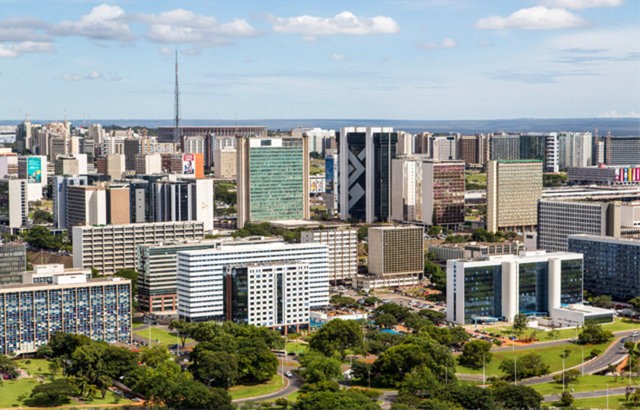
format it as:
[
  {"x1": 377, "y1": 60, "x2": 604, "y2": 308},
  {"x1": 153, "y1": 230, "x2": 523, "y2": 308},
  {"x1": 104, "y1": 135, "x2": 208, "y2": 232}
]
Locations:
[
  {"x1": 27, "y1": 157, "x2": 42, "y2": 184},
  {"x1": 615, "y1": 167, "x2": 640, "y2": 182},
  {"x1": 325, "y1": 157, "x2": 334, "y2": 194},
  {"x1": 182, "y1": 153, "x2": 195, "y2": 175}
]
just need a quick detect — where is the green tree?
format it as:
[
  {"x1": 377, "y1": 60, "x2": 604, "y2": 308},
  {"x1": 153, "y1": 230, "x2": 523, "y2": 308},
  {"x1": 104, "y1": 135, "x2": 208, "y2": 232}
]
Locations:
[
  {"x1": 25, "y1": 379, "x2": 80, "y2": 406},
  {"x1": 427, "y1": 225, "x2": 442, "y2": 236},
  {"x1": 32, "y1": 209, "x2": 53, "y2": 224},
  {"x1": 578, "y1": 323, "x2": 613, "y2": 345},
  {"x1": 329, "y1": 294, "x2": 359, "y2": 309},
  {"x1": 512, "y1": 313, "x2": 528, "y2": 334},
  {"x1": 140, "y1": 344, "x2": 173, "y2": 367},
  {"x1": 24, "y1": 225, "x2": 65, "y2": 251},
  {"x1": 629, "y1": 296, "x2": 640, "y2": 312},
  {"x1": 444, "y1": 383, "x2": 496, "y2": 410},
  {"x1": 169, "y1": 320, "x2": 196, "y2": 347},
  {"x1": 560, "y1": 391, "x2": 574, "y2": 407},
  {"x1": 424, "y1": 260, "x2": 445, "y2": 292},
  {"x1": 299, "y1": 350, "x2": 342, "y2": 384},
  {"x1": 293, "y1": 389, "x2": 381, "y2": 410},
  {"x1": 165, "y1": 380, "x2": 234, "y2": 410},
  {"x1": 490, "y1": 382, "x2": 543, "y2": 410},
  {"x1": 398, "y1": 365, "x2": 441, "y2": 399},
  {"x1": 591, "y1": 295, "x2": 612, "y2": 309},
  {"x1": 499, "y1": 353, "x2": 549, "y2": 380},
  {"x1": 553, "y1": 368, "x2": 581, "y2": 386},
  {"x1": 190, "y1": 350, "x2": 238, "y2": 388},
  {"x1": 308, "y1": 319, "x2": 364, "y2": 358},
  {"x1": 375, "y1": 313, "x2": 398, "y2": 328},
  {"x1": 458, "y1": 339, "x2": 492, "y2": 369}
]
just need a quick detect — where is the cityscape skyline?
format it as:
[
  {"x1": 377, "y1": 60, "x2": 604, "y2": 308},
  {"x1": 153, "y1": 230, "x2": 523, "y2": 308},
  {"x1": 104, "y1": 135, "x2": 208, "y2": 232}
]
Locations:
[{"x1": 1, "y1": 0, "x2": 639, "y2": 121}]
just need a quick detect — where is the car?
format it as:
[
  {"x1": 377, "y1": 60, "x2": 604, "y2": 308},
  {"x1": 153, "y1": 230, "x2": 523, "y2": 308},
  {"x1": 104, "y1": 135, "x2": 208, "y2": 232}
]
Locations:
[{"x1": 284, "y1": 371, "x2": 293, "y2": 378}]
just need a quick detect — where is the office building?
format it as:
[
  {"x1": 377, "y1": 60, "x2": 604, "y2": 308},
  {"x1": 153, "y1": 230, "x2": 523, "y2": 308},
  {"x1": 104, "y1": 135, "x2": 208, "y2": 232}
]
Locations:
[
  {"x1": 55, "y1": 154, "x2": 88, "y2": 176},
  {"x1": 123, "y1": 139, "x2": 140, "y2": 171},
  {"x1": 152, "y1": 178, "x2": 214, "y2": 231},
  {"x1": 605, "y1": 136, "x2": 640, "y2": 165},
  {"x1": 53, "y1": 176, "x2": 88, "y2": 229},
  {"x1": 568, "y1": 165, "x2": 640, "y2": 185},
  {"x1": 458, "y1": 135, "x2": 486, "y2": 168},
  {"x1": 446, "y1": 251, "x2": 584, "y2": 325},
  {"x1": 487, "y1": 160, "x2": 543, "y2": 233},
  {"x1": 325, "y1": 153, "x2": 339, "y2": 215},
  {"x1": 339, "y1": 127, "x2": 398, "y2": 223},
  {"x1": 489, "y1": 135, "x2": 520, "y2": 161},
  {"x1": 428, "y1": 241, "x2": 525, "y2": 261},
  {"x1": 558, "y1": 132, "x2": 592, "y2": 169},
  {"x1": 214, "y1": 144, "x2": 236, "y2": 179},
  {"x1": 0, "y1": 179, "x2": 28, "y2": 229},
  {"x1": 429, "y1": 135, "x2": 458, "y2": 161},
  {"x1": 391, "y1": 156, "x2": 423, "y2": 223},
  {"x1": 224, "y1": 262, "x2": 310, "y2": 331},
  {"x1": 0, "y1": 266, "x2": 131, "y2": 355},
  {"x1": 236, "y1": 135, "x2": 309, "y2": 228},
  {"x1": 364, "y1": 226, "x2": 423, "y2": 288},
  {"x1": 176, "y1": 241, "x2": 328, "y2": 322},
  {"x1": 568, "y1": 235, "x2": 640, "y2": 301},
  {"x1": 135, "y1": 153, "x2": 163, "y2": 175},
  {"x1": 96, "y1": 154, "x2": 125, "y2": 181},
  {"x1": 17, "y1": 155, "x2": 47, "y2": 201},
  {"x1": 423, "y1": 159, "x2": 465, "y2": 228},
  {"x1": 0, "y1": 242, "x2": 27, "y2": 285},
  {"x1": 72, "y1": 221, "x2": 204, "y2": 275},
  {"x1": 66, "y1": 185, "x2": 108, "y2": 227},
  {"x1": 301, "y1": 226, "x2": 357, "y2": 285}
]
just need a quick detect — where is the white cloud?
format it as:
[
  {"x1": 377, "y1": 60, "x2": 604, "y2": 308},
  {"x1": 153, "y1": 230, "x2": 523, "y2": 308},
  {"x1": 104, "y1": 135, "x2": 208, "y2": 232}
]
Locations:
[
  {"x1": 476, "y1": 6, "x2": 587, "y2": 30},
  {"x1": 61, "y1": 70, "x2": 103, "y2": 81},
  {"x1": 330, "y1": 53, "x2": 346, "y2": 61},
  {"x1": 0, "y1": 41, "x2": 54, "y2": 58},
  {"x1": 271, "y1": 11, "x2": 399, "y2": 39},
  {"x1": 141, "y1": 9, "x2": 257, "y2": 46},
  {"x1": 597, "y1": 110, "x2": 640, "y2": 118},
  {"x1": 541, "y1": 0, "x2": 624, "y2": 9},
  {"x1": 54, "y1": 3, "x2": 132, "y2": 41},
  {"x1": 421, "y1": 37, "x2": 457, "y2": 50}
]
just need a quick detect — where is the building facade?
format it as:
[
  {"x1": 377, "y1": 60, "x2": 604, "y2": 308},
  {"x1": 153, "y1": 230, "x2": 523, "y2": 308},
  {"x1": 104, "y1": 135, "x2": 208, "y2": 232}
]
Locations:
[
  {"x1": 0, "y1": 179, "x2": 28, "y2": 229},
  {"x1": 446, "y1": 251, "x2": 584, "y2": 325},
  {"x1": 423, "y1": 160, "x2": 465, "y2": 228},
  {"x1": 72, "y1": 221, "x2": 205, "y2": 275},
  {"x1": 0, "y1": 243, "x2": 26, "y2": 285},
  {"x1": 236, "y1": 135, "x2": 309, "y2": 228},
  {"x1": 301, "y1": 227, "x2": 358, "y2": 285},
  {"x1": 487, "y1": 160, "x2": 543, "y2": 233},
  {"x1": 339, "y1": 127, "x2": 398, "y2": 223},
  {"x1": 568, "y1": 235, "x2": 640, "y2": 301},
  {"x1": 368, "y1": 226, "x2": 423, "y2": 280},
  {"x1": 605, "y1": 136, "x2": 640, "y2": 166}
]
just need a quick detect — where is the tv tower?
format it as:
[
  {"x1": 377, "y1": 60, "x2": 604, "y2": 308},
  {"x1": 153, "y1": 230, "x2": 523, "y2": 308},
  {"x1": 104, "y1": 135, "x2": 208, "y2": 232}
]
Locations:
[{"x1": 173, "y1": 50, "x2": 181, "y2": 144}]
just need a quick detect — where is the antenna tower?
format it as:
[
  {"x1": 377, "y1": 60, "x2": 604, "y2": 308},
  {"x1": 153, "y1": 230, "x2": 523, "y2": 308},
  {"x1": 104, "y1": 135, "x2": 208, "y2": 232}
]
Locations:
[{"x1": 173, "y1": 50, "x2": 181, "y2": 144}]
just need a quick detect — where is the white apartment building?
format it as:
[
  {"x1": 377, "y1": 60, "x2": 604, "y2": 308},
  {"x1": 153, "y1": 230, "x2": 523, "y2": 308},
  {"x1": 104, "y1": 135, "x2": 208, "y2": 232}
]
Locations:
[
  {"x1": 72, "y1": 221, "x2": 205, "y2": 275},
  {"x1": 301, "y1": 227, "x2": 357, "y2": 284},
  {"x1": 176, "y1": 242, "x2": 328, "y2": 322}
]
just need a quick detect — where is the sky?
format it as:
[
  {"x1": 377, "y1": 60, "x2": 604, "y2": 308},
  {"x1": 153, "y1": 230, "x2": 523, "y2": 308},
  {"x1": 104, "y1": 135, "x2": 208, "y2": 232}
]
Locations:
[{"x1": 0, "y1": 0, "x2": 639, "y2": 121}]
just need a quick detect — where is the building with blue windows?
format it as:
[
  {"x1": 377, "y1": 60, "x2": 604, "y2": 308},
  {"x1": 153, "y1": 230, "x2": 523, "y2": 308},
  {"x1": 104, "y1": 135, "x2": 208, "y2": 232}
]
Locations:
[
  {"x1": 568, "y1": 235, "x2": 640, "y2": 301},
  {"x1": 0, "y1": 265, "x2": 131, "y2": 355},
  {"x1": 446, "y1": 251, "x2": 586, "y2": 325}
]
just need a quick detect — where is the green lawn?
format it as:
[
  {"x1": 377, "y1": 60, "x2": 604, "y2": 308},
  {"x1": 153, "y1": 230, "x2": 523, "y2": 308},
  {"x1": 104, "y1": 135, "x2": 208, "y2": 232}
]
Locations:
[
  {"x1": 80, "y1": 390, "x2": 133, "y2": 406},
  {"x1": 16, "y1": 358, "x2": 57, "y2": 378},
  {"x1": 285, "y1": 341, "x2": 308, "y2": 355},
  {"x1": 457, "y1": 341, "x2": 611, "y2": 376},
  {"x1": 533, "y1": 375, "x2": 633, "y2": 396},
  {"x1": 0, "y1": 378, "x2": 40, "y2": 408},
  {"x1": 134, "y1": 325, "x2": 193, "y2": 345},
  {"x1": 230, "y1": 374, "x2": 286, "y2": 400},
  {"x1": 547, "y1": 394, "x2": 631, "y2": 409}
]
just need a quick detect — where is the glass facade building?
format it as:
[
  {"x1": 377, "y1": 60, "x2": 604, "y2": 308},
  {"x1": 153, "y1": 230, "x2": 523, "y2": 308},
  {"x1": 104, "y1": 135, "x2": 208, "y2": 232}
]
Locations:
[{"x1": 568, "y1": 235, "x2": 640, "y2": 301}]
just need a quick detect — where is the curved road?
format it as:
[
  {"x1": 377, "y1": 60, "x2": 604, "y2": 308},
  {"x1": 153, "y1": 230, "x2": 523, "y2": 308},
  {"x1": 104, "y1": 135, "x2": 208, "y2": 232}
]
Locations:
[{"x1": 233, "y1": 372, "x2": 303, "y2": 404}]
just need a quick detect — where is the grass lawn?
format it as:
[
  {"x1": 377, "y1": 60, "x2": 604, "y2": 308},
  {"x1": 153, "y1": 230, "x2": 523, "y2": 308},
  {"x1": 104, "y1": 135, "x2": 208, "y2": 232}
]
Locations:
[
  {"x1": 285, "y1": 341, "x2": 308, "y2": 355},
  {"x1": 533, "y1": 375, "x2": 633, "y2": 396},
  {"x1": 548, "y1": 394, "x2": 630, "y2": 409},
  {"x1": 134, "y1": 325, "x2": 193, "y2": 345},
  {"x1": 16, "y1": 358, "x2": 57, "y2": 378},
  {"x1": 79, "y1": 391, "x2": 133, "y2": 406},
  {"x1": 230, "y1": 374, "x2": 286, "y2": 400},
  {"x1": 0, "y1": 378, "x2": 40, "y2": 408},
  {"x1": 456, "y1": 341, "x2": 611, "y2": 376}
]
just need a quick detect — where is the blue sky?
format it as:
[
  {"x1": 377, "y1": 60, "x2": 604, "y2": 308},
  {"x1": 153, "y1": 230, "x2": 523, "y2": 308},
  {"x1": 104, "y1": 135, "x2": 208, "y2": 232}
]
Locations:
[{"x1": 0, "y1": 0, "x2": 638, "y2": 120}]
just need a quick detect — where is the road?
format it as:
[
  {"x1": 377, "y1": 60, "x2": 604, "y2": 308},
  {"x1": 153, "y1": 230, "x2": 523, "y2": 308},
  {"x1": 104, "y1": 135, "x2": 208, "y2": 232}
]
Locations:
[
  {"x1": 544, "y1": 386, "x2": 638, "y2": 402},
  {"x1": 233, "y1": 371, "x2": 303, "y2": 403},
  {"x1": 492, "y1": 329, "x2": 640, "y2": 352}
]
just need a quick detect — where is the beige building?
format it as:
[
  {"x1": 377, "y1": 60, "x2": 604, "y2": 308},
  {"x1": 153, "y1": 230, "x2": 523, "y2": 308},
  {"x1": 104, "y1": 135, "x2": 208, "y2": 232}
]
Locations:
[
  {"x1": 135, "y1": 153, "x2": 162, "y2": 174},
  {"x1": 487, "y1": 160, "x2": 543, "y2": 233},
  {"x1": 366, "y1": 226, "x2": 423, "y2": 287},
  {"x1": 214, "y1": 146, "x2": 237, "y2": 179},
  {"x1": 301, "y1": 226, "x2": 358, "y2": 285}
]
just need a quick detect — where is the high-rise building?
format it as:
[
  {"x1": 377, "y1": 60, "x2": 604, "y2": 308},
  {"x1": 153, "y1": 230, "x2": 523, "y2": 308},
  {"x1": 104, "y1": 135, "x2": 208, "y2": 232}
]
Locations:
[
  {"x1": 489, "y1": 134, "x2": 520, "y2": 160},
  {"x1": 123, "y1": 139, "x2": 140, "y2": 171},
  {"x1": 605, "y1": 136, "x2": 640, "y2": 165},
  {"x1": 72, "y1": 221, "x2": 205, "y2": 275},
  {"x1": 558, "y1": 132, "x2": 592, "y2": 169},
  {"x1": 135, "y1": 153, "x2": 163, "y2": 175},
  {"x1": 152, "y1": 178, "x2": 214, "y2": 231},
  {"x1": 236, "y1": 135, "x2": 309, "y2": 228},
  {"x1": 66, "y1": 185, "x2": 108, "y2": 227},
  {"x1": 324, "y1": 153, "x2": 339, "y2": 215},
  {"x1": 0, "y1": 179, "x2": 29, "y2": 229},
  {"x1": 0, "y1": 242, "x2": 27, "y2": 285},
  {"x1": 391, "y1": 156, "x2": 423, "y2": 223},
  {"x1": 176, "y1": 241, "x2": 328, "y2": 322},
  {"x1": 366, "y1": 226, "x2": 423, "y2": 286},
  {"x1": 568, "y1": 235, "x2": 640, "y2": 301},
  {"x1": 339, "y1": 127, "x2": 398, "y2": 223},
  {"x1": 422, "y1": 159, "x2": 465, "y2": 228},
  {"x1": 486, "y1": 160, "x2": 543, "y2": 233},
  {"x1": 17, "y1": 155, "x2": 47, "y2": 201},
  {"x1": 96, "y1": 154, "x2": 125, "y2": 181},
  {"x1": 0, "y1": 266, "x2": 132, "y2": 355},
  {"x1": 458, "y1": 135, "x2": 486, "y2": 168},
  {"x1": 55, "y1": 154, "x2": 88, "y2": 176},
  {"x1": 301, "y1": 226, "x2": 357, "y2": 285},
  {"x1": 429, "y1": 135, "x2": 457, "y2": 161},
  {"x1": 53, "y1": 176, "x2": 88, "y2": 229}
]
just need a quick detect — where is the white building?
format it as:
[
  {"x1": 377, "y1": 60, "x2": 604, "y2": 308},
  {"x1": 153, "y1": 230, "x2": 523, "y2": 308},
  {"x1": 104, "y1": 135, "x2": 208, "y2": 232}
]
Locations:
[
  {"x1": 136, "y1": 154, "x2": 162, "y2": 175},
  {"x1": 0, "y1": 179, "x2": 28, "y2": 229},
  {"x1": 18, "y1": 155, "x2": 47, "y2": 201},
  {"x1": 301, "y1": 227, "x2": 357, "y2": 284},
  {"x1": 176, "y1": 241, "x2": 328, "y2": 322},
  {"x1": 558, "y1": 132, "x2": 592, "y2": 170}
]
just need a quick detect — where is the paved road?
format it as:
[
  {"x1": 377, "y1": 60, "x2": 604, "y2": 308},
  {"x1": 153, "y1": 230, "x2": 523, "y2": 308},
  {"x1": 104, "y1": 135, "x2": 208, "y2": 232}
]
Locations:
[
  {"x1": 492, "y1": 329, "x2": 640, "y2": 352},
  {"x1": 233, "y1": 371, "x2": 303, "y2": 403},
  {"x1": 544, "y1": 386, "x2": 638, "y2": 402}
]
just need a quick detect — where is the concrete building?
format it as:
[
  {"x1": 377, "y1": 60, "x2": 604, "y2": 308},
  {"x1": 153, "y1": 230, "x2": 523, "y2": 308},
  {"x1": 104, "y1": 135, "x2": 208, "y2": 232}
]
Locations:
[
  {"x1": 325, "y1": 153, "x2": 339, "y2": 215},
  {"x1": 0, "y1": 179, "x2": 29, "y2": 230},
  {"x1": 17, "y1": 155, "x2": 47, "y2": 201},
  {"x1": 458, "y1": 135, "x2": 486, "y2": 168},
  {"x1": 176, "y1": 241, "x2": 328, "y2": 322},
  {"x1": 236, "y1": 135, "x2": 309, "y2": 228},
  {"x1": 301, "y1": 226, "x2": 358, "y2": 285},
  {"x1": 97, "y1": 154, "x2": 125, "y2": 181},
  {"x1": 364, "y1": 226, "x2": 423, "y2": 288},
  {"x1": 429, "y1": 135, "x2": 458, "y2": 161},
  {"x1": 446, "y1": 251, "x2": 584, "y2": 325},
  {"x1": 339, "y1": 127, "x2": 398, "y2": 223},
  {"x1": 0, "y1": 266, "x2": 131, "y2": 355},
  {"x1": 568, "y1": 235, "x2": 640, "y2": 301},
  {"x1": 55, "y1": 154, "x2": 88, "y2": 176},
  {"x1": 72, "y1": 221, "x2": 205, "y2": 275},
  {"x1": 487, "y1": 160, "x2": 543, "y2": 233},
  {"x1": 135, "y1": 153, "x2": 163, "y2": 175},
  {"x1": 428, "y1": 241, "x2": 526, "y2": 261},
  {"x1": 52, "y1": 176, "x2": 88, "y2": 229},
  {"x1": 391, "y1": 156, "x2": 423, "y2": 223},
  {"x1": 568, "y1": 165, "x2": 640, "y2": 185},
  {"x1": 423, "y1": 160, "x2": 465, "y2": 228},
  {"x1": 0, "y1": 242, "x2": 27, "y2": 285},
  {"x1": 489, "y1": 134, "x2": 520, "y2": 161},
  {"x1": 152, "y1": 178, "x2": 214, "y2": 231},
  {"x1": 66, "y1": 185, "x2": 108, "y2": 227},
  {"x1": 558, "y1": 132, "x2": 592, "y2": 169},
  {"x1": 605, "y1": 136, "x2": 640, "y2": 165}
]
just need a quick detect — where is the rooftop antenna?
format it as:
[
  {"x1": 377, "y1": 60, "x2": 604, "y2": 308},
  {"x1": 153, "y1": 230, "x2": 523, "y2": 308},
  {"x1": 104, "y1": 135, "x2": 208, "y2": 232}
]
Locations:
[{"x1": 173, "y1": 49, "x2": 181, "y2": 144}]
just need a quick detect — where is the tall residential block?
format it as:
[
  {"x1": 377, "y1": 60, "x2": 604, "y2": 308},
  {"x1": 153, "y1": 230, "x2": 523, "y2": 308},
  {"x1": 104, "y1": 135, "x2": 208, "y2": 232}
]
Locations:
[
  {"x1": 568, "y1": 235, "x2": 640, "y2": 301},
  {"x1": 53, "y1": 176, "x2": 88, "y2": 229},
  {"x1": 236, "y1": 135, "x2": 309, "y2": 228},
  {"x1": 422, "y1": 159, "x2": 465, "y2": 228},
  {"x1": 301, "y1": 226, "x2": 357, "y2": 285},
  {"x1": 152, "y1": 178, "x2": 214, "y2": 231},
  {"x1": 486, "y1": 160, "x2": 543, "y2": 233},
  {"x1": 367, "y1": 226, "x2": 423, "y2": 284},
  {"x1": 176, "y1": 242, "x2": 328, "y2": 323},
  {"x1": 72, "y1": 221, "x2": 205, "y2": 275},
  {"x1": 446, "y1": 252, "x2": 584, "y2": 325},
  {"x1": 339, "y1": 127, "x2": 398, "y2": 223},
  {"x1": 0, "y1": 179, "x2": 29, "y2": 229},
  {"x1": 0, "y1": 242, "x2": 27, "y2": 285},
  {"x1": 0, "y1": 267, "x2": 131, "y2": 355}
]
